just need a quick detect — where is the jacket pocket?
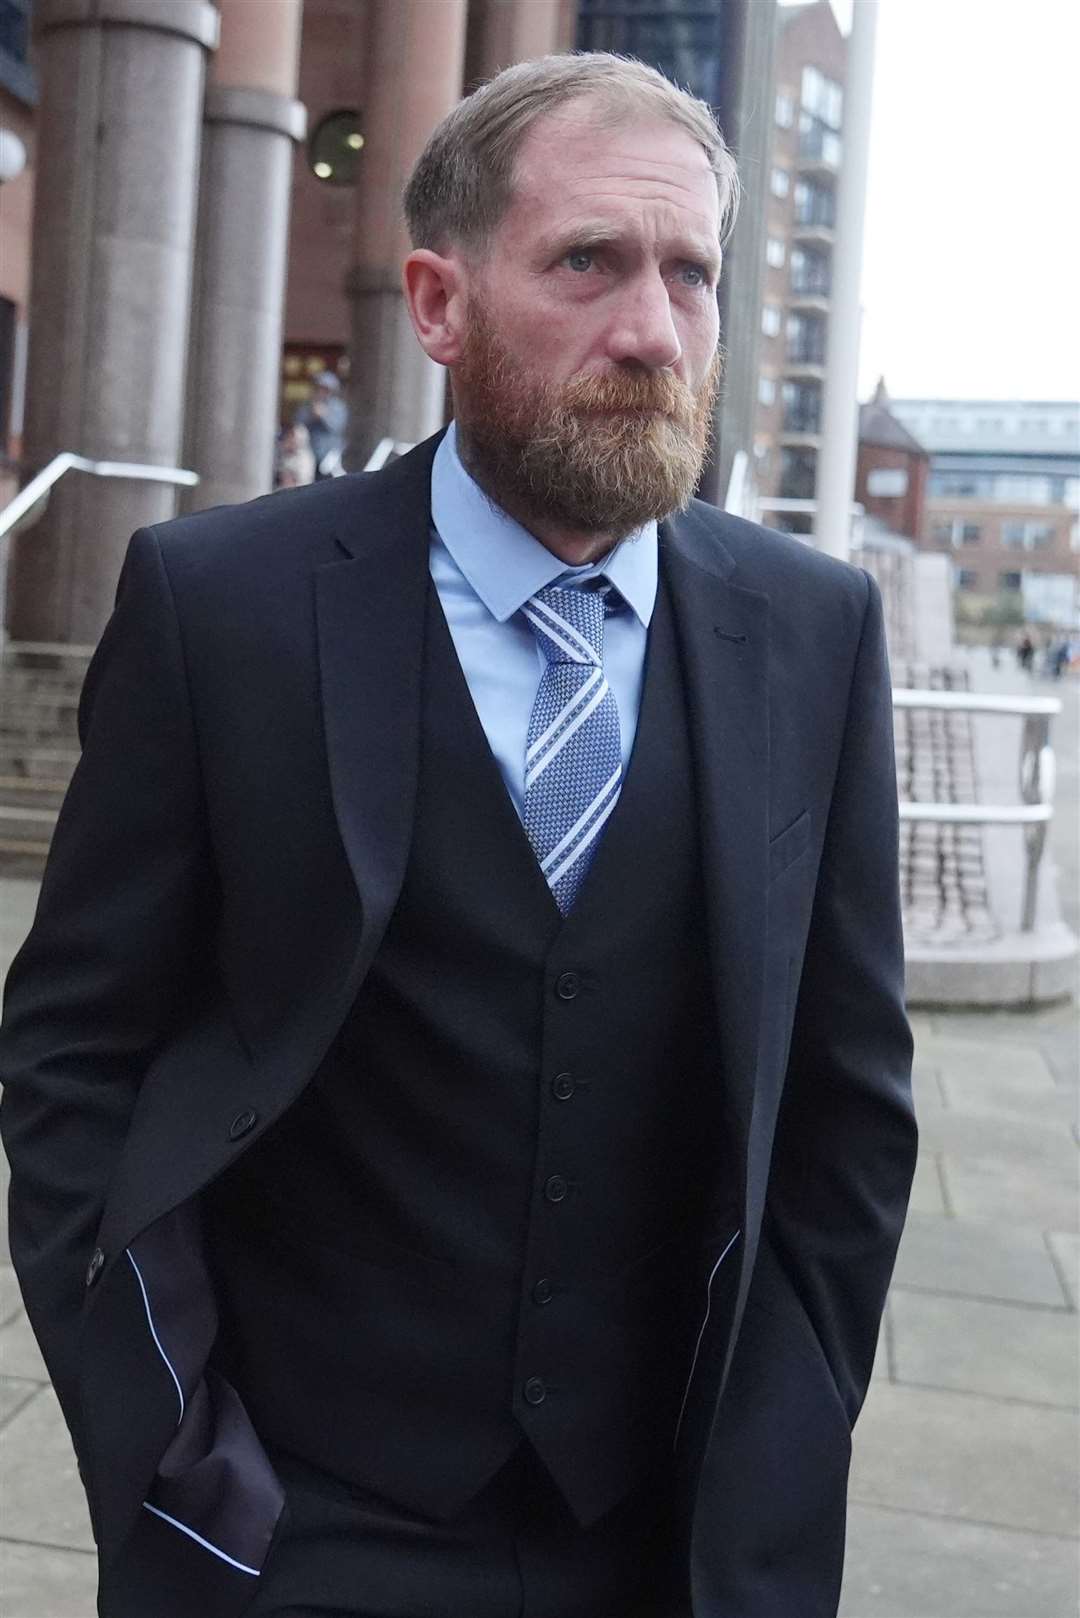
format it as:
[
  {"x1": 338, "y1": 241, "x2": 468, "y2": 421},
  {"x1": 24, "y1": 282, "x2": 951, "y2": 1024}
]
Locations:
[{"x1": 768, "y1": 808, "x2": 811, "y2": 883}]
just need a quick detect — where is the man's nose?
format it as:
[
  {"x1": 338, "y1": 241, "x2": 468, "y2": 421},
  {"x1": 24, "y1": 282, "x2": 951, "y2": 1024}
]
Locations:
[{"x1": 605, "y1": 274, "x2": 682, "y2": 371}]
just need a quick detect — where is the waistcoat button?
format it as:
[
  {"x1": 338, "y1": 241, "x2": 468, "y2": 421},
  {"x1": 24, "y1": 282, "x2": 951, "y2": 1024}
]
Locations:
[
  {"x1": 532, "y1": 1277, "x2": 554, "y2": 1305},
  {"x1": 544, "y1": 1174, "x2": 568, "y2": 1203},
  {"x1": 229, "y1": 1108, "x2": 258, "y2": 1141},
  {"x1": 555, "y1": 972, "x2": 580, "y2": 1001},
  {"x1": 523, "y1": 1377, "x2": 547, "y2": 1406},
  {"x1": 552, "y1": 1072, "x2": 575, "y2": 1100}
]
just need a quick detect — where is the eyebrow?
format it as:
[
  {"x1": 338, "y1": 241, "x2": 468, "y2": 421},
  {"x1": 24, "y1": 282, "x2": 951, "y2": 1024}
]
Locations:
[{"x1": 542, "y1": 223, "x2": 722, "y2": 279}]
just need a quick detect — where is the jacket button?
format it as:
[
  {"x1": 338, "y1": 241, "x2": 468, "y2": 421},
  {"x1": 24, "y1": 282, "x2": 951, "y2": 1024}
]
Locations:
[
  {"x1": 544, "y1": 1174, "x2": 568, "y2": 1204},
  {"x1": 229, "y1": 1108, "x2": 258, "y2": 1141},
  {"x1": 555, "y1": 972, "x2": 580, "y2": 1001},
  {"x1": 85, "y1": 1247, "x2": 105, "y2": 1288},
  {"x1": 552, "y1": 1072, "x2": 575, "y2": 1100},
  {"x1": 523, "y1": 1377, "x2": 547, "y2": 1406},
  {"x1": 532, "y1": 1278, "x2": 554, "y2": 1305}
]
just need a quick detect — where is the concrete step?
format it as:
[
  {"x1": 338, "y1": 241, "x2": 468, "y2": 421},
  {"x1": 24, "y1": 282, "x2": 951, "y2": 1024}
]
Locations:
[
  {"x1": 0, "y1": 746, "x2": 80, "y2": 781},
  {"x1": 0, "y1": 775, "x2": 68, "y2": 811}
]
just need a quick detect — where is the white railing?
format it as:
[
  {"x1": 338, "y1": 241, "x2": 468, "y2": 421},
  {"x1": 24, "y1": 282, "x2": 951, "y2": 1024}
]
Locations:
[
  {"x1": 0, "y1": 453, "x2": 200, "y2": 543},
  {"x1": 894, "y1": 689, "x2": 1061, "y2": 932}
]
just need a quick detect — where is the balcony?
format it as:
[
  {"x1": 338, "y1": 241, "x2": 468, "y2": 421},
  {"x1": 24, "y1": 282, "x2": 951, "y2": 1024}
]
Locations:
[
  {"x1": 796, "y1": 123, "x2": 842, "y2": 174},
  {"x1": 790, "y1": 221, "x2": 834, "y2": 248}
]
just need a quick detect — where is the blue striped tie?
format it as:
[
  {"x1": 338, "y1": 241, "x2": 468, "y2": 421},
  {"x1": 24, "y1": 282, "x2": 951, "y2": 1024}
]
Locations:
[{"x1": 522, "y1": 584, "x2": 622, "y2": 914}]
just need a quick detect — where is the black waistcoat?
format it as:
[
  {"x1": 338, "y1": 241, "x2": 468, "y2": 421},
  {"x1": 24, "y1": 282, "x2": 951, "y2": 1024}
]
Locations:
[{"x1": 206, "y1": 569, "x2": 720, "y2": 1527}]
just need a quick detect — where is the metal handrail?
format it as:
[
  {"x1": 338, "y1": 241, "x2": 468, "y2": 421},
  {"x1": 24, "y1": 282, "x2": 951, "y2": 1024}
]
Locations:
[
  {"x1": 361, "y1": 438, "x2": 413, "y2": 474},
  {"x1": 893, "y1": 688, "x2": 1062, "y2": 932},
  {"x1": 0, "y1": 453, "x2": 200, "y2": 542}
]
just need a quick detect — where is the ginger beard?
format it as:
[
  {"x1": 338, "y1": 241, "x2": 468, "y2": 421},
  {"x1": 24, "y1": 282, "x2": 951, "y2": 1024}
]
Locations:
[{"x1": 453, "y1": 298, "x2": 722, "y2": 540}]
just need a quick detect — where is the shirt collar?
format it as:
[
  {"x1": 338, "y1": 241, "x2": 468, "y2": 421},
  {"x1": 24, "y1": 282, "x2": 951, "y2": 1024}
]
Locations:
[{"x1": 431, "y1": 421, "x2": 658, "y2": 626}]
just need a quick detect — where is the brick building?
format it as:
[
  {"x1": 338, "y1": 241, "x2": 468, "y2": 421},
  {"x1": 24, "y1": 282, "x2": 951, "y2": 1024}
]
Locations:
[
  {"x1": 754, "y1": 0, "x2": 846, "y2": 531},
  {"x1": 855, "y1": 379, "x2": 929, "y2": 542}
]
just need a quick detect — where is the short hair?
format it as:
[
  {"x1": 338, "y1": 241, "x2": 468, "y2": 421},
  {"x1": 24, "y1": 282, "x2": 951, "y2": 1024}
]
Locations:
[{"x1": 403, "y1": 51, "x2": 740, "y2": 257}]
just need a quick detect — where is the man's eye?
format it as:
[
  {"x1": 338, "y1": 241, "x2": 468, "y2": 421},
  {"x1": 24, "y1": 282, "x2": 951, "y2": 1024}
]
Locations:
[
  {"x1": 565, "y1": 249, "x2": 594, "y2": 273},
  {"x1": 680, "y1": 264, "x2": 708, "y2": 288}
]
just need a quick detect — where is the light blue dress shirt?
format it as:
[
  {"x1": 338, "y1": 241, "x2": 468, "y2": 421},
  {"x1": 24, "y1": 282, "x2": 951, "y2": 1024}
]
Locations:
[{"x1": 429, "y1": 422, "x2": 658, "y2": 821}]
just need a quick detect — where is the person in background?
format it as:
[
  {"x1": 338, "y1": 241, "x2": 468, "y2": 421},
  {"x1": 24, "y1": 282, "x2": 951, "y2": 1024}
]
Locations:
[
  {"x1": 274, "y1": 420, "x2": 316, "y2": 489},
  {"x1": 294, "y1": 370, "x2": 348, "y2": 478}
]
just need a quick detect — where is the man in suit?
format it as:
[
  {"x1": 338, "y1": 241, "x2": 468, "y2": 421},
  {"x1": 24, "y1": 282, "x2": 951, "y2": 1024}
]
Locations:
[{"x1": 0, "y1": 52, "x2": 915, "y2": 1618}]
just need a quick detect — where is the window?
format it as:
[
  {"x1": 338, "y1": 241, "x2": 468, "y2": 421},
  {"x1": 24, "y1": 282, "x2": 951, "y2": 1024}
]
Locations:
[
  {"x1": 992, "y1": 473, "x2": 1053, "y2": 504},
  {"x1": 867, "y1": 467, "x2": 908, "y2": 498},
  {"x1": 775, "y1": 91, "x2": 795, "y2": 128},
  {"x1": 930, "y1": 471, "x2": 990, "y2": 498},
  {"x1": 798, "y1": 110, "x2": 842, "y2": 167},
  {"x1": 954, "y1": 569, "x2": 979, "y2": 591},
  {"x1": 786, "y1": 310, "x2": 826, "y2": 364},
  {"x1": 766, "y1": 237, "x2": 786, "y2": 269},
  {"x1": 793, "y1": 179, "x2": 835, "y2": 229},
  {"x1": 0, "y1": 0, "x2": 34, "y2": 104},
  {"x1": 931, "y1": 520, "x2": 953, "y2": 547},
  {"x1": 960, "y1": 523, "x2": 981, "y2": 546},
  {"x1": 999, "y1": 571, "x2": 1023, "y2": 592},
  {"x1": 770, "y1": 166, "x2": 790, "y2": 198},
  {"x1": 801, "y1": 66, "x2": 843, "y2": 129},
  {"x1": 780, "y1": 447, "x2": 817, "y2": 500},
  {"x1": 308, "y1": 109, "x2": 364, "y2": 185},
  {"x1": 782, "y1": 380, "x2": 822, "y2": 435},
  {"x1": 790, "y1": 245, "x2": 830, "y2": 296},
  {"x1": 1004, "y1": 520, "x2": 1055, "y2": 550},
  {"x1": 758, "y1": 375, "x2": 776, "y2": 407},
  {"x1": 761, "y1": 303, "x2": 782, "y2": 338}
]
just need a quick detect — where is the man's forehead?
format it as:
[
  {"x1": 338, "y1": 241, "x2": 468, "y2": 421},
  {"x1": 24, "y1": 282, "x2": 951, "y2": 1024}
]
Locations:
[{"x1": 507, "y1": 102, "x2": 719, "y2": 230}]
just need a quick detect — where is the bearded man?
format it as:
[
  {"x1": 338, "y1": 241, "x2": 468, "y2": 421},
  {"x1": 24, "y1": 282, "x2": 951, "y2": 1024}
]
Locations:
[{"x1": 0, "y1": 52, "x2": 915, "y2": 1618}]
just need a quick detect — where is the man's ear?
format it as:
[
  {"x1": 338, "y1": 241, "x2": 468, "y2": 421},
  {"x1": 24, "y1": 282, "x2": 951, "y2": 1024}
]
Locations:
[{"x1": 403, "y1": 249, "x2": 468, "y2": 366}]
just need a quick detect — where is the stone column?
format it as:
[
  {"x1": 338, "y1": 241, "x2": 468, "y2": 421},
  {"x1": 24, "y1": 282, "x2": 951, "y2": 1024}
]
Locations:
[
  {"x1": 6, "y1": 0, "x2": 218, "y2": 647},
  {"x1": 344, "y1": 0, "x2": 467, "y2": 470},
  {"x1": 466, "y1": 0, "x2": 565, "y2": 87},
  {"x1": 183, "y1": 0, "x2": 307, "y2": 513}
]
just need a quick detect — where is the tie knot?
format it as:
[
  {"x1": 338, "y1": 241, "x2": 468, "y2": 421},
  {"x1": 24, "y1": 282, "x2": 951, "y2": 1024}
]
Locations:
[{"x1": 524, "y1": 584, "x2": 607, "y2": 668}]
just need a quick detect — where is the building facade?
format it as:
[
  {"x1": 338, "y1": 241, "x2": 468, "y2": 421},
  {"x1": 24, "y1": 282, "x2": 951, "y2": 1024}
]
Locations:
[
  {"x1": 753, "y1": 0, "x2": 846, "y2": 531},
  {"x1": 890, "y1": 398, "x2": 1080, "y2": 626}
]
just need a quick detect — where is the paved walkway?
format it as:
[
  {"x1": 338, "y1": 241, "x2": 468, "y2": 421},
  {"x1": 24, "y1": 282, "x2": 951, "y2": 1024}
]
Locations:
[{"x1": 1, "y1": 875, "x2": 1077, "y2": 1616}]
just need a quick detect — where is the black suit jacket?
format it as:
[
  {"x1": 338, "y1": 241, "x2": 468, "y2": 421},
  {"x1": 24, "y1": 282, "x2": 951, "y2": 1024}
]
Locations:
[{"x1": 0, "y1": 434, "x2": 916, "y2": 1615}]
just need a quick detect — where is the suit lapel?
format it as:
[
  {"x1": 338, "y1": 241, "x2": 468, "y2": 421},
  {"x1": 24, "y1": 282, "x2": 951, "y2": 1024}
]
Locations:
[
  {"x1": 315, "y1": 439, "x2": 440, "y2": 970},
  {"x1": 661, "y1": 507, "x2": 771, "y2": 1160}
]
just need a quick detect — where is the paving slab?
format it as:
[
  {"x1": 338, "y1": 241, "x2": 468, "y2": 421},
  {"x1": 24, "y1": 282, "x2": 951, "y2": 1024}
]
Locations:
[
  {"x1": 849, "y1": 1383, "x2": 1078, "y2": 1537},
  {"x1": 0, "y1": 1373, "x2": 39, "y2": 1427},
  {"x1": 0, "y1": 1261, "x2": 22, "y2": 1326},
  {"x1": 910, "y1": 1063, "x2": 947, "y2": 1113},
  {"x1": 841, "y1": 1504, "x2": 1080, "y2": 1618},
  {"x1": 889, "y1": 1290, "x2": 1078, "y2": 1407},
  {"x1": 919, "y1": 1038, "x2": 1057, "y2": 1088},
  {"x1": 0, "y1": 1386, "x2": 94, "y2": 1551},
  {"x1": 1046, "y1": 1231, "x2": 1079, "y2": 1309},
  {"x1": 892, "y1": 1211, "x2": 1070, "y2": 1308},
  {"x1": 908, "y1": 1153, "x2": 949, "y2": 1217},
  {"x1": 0, "y1": 1306, "x2": 49, "y2": 1383},
  {"x1": 0, "y1": 1541, "x2": 97, "y2": 1618},
  {"x1": 939, "y1": 1066, "x2": 1077, "y2": 1127},
  {"x1": 914, "y1": 1106, "x2": 1076, "y2": 1169},
  {"x1": 942, "y1": 1151, "x2": 1079, "y2": 1232}
]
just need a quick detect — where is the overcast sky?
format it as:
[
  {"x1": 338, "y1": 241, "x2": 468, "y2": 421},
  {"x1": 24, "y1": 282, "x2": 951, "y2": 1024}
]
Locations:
[{"x1": 780, "y1": 0, "x2": 1080, "y2": 404}]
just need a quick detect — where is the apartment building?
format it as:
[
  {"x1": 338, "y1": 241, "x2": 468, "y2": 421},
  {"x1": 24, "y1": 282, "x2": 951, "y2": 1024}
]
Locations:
[{"x1": 754, "y1": 0, "x2": 847, "y2": 531}]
